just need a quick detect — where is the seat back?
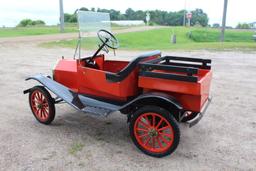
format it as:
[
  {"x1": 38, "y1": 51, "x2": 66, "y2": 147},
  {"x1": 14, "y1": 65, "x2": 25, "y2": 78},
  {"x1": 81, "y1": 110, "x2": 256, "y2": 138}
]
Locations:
[{"x1": 106, "y1": 50, "x2": 161, "y2": 82}]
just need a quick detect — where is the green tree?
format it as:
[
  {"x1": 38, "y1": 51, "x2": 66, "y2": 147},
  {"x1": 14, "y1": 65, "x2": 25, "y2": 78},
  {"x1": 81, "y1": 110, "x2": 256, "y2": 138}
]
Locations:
[
  {"x1": 97, "y1": 8, "x2": 124, "y2": 20},
  {"x1": 17, "y1": 19, "x2": 45, "y2": 27},
  {"x1": 80, "y1": 7, "x2": 89, "y2": 11},
  {"x1": 68, "y1": 14, "x2": 77, "y2": 23},
  {"x1": 190, "y1": 9, "x2": 208, "y2": 27},
  {"x1": 149, "y1": 10, "x2": 168, "y2": 25},
  {"x1": 133, "y1": 10, "x2": 146, "y2": 21},
  {"x1": 31, "y1": 20, "x2": 45, "y2": 25},
  {"x1": 125, "y1": 8, "x2": 135, "y2": 20},
  {"x1": 17, "y1": 19, "x2": 33, "y2": 27},
  {"x1": 64, "y1": 13, "x2": 72, "y2": 22},
  {"x1": 212, "y1": 23, "x2": 220, "y2": 28},
  {"x1": 236, "y1": 23, "x2": 251, "y2": 29},
  {"x1": 64, "y1": 7, "x2": 209, "y2": 27}
]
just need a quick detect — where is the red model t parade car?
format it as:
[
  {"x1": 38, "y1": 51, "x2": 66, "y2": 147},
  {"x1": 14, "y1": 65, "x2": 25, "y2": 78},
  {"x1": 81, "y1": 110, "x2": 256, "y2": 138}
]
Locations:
[{"x1": 24, "y1": 11, "x2": 212, "y2": 157}]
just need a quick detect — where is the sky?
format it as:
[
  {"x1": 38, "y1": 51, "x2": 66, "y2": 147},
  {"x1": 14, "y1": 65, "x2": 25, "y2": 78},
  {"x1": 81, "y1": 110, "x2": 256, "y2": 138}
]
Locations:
[{"x1": 0, "y1": 0, "x2": 255, "y2": 27}]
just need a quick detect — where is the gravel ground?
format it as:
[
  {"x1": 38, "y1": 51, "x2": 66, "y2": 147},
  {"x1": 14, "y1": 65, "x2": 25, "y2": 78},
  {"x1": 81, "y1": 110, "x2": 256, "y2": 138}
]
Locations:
[{"x1": 0, "y1": 36, "x2": 255, "y2": 171}]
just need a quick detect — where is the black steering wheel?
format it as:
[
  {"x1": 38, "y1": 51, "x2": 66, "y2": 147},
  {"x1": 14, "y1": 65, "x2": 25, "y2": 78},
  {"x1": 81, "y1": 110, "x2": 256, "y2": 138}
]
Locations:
[
  {"x1": 97, "y1": 29, "x2": 119, "y2": 49},
  {"x1": 86, "y1": 29, "x2": 119, "y2": 69}
]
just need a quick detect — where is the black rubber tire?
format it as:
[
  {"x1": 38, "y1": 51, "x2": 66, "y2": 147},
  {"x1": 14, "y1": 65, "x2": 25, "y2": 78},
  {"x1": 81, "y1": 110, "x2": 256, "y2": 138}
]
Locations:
[
  {"x1": 181, "y1": 112, "x2": 198, "y2": 122},
  {"x1": 129, "y1": 105, "x2": 180, "y2": 158},
  {"x1": 29, "y1": 86, "x2": 55, "y2": 125}
]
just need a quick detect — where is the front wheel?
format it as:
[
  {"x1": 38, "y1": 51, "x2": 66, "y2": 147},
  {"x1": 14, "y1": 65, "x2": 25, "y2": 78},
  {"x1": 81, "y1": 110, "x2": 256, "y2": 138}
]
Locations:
[
  {"x1": 29, "y1": 86, "x2": 55, "y2": 125},
  {"x1": 129, "y1": 106, "x2": 180, "y2": 158}
]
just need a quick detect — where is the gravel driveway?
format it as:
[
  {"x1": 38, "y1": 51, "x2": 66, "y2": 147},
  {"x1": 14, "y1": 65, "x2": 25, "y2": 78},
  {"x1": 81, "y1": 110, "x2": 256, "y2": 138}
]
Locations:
[{"x1": 0, "y1": 36, "x2": 255, "y2": 170}]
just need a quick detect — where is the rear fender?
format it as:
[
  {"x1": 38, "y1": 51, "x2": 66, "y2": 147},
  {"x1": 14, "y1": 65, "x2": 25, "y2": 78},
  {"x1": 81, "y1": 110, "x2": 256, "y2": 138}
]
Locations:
[{"x1": 119, "y1": 92, "x2": 183, "y2": 121}]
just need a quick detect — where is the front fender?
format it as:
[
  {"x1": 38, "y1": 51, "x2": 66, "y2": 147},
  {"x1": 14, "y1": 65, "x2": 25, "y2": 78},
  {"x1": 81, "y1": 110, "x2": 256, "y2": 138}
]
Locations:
[
  {"x1": 119, "y1": 92, "x2": 182, "y2": 115},
  {"x1": 23, "y1": 74, "x2": 52, "y2": 94}
]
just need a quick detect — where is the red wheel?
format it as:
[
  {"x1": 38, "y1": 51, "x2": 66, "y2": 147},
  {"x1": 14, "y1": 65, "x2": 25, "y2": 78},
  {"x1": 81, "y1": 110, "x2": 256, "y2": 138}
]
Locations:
[
  {"x1": 29, "y1": 86, "x2": 55, "y2": 124},
  {"x1": 130, "y1": 106, "x2": 180, "y2": 157}
]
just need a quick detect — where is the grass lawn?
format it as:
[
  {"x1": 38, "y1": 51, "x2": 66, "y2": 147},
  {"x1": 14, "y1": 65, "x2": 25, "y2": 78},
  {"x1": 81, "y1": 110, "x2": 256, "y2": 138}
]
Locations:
[
  {"x1": 0, "y1": 24, "x2": 78, "y2": 37},
  {"x1": 42, "y1": 27, "x2": 256, "y2": 51},
  {"x1": 190, "y1": 28, "x2": 254, "y2": 42},
  {"x1": 0, "y1": 24, "x2": 132, "y2": 38}
]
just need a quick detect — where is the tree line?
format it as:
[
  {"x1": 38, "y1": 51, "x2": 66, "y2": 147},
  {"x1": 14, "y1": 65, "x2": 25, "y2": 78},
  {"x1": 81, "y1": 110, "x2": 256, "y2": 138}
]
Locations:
[
  {"x1": 212, "y1": 22, "x2": 254, "y2": 29},
  {"x1": 17, "y1": 19, "x2": 45, "y2": 27},
  {"x1": 64, "y1": 7, "x2": 209, "y2": 27}
]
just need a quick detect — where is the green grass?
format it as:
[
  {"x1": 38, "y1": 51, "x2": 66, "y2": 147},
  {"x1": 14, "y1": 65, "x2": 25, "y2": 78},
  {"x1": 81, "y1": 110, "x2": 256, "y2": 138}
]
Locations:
[
  {"x1": 0, "y1": 24, "x2": 78, "y2": 37},
  {"x1": 42, "y1": 27, "x2": 256, "y2": 51},
  {"x1": 69, "y1": 142, "x2": 84, "y2": 155},
  {"x1": 117, "y1": 27, "x2": 193, "y2": 50},
  {"x1": 190, "y1": 29, "x2": 254, "y2": 42},
  {"x1": 0, "y1": 24, "x2": 133, "y2": 38}
]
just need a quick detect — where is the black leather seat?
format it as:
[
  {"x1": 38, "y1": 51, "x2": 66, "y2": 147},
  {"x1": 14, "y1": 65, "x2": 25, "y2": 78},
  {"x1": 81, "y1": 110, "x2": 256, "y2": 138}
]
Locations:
[{"x1": 106, "y1": 50, "x2": 161, "y2": 82}]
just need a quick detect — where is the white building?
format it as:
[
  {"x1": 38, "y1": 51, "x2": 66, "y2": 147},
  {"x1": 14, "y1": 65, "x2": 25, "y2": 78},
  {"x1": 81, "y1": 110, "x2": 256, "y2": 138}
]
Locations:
[
  {"x1": 111, "y1": 20, "x2": 145, "y2": 26},
  {"x1": 250, "y1": 22, "x2": 256, "y2": 28}
]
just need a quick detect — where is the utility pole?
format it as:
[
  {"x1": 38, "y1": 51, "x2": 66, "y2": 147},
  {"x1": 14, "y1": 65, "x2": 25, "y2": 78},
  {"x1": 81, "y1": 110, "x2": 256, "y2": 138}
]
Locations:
[
  {"x1": 59, "y1": 0, "x2": 64, "y2": 33},
  {"x1": 183, "y1": 11, "x2": 186, "y2": 26},
  {"x1": 183, "y1": 0, "x2": 187, "y2": 26},
  {"x1": 220, "y1": 0, "x2": 228, "y2": 42}
]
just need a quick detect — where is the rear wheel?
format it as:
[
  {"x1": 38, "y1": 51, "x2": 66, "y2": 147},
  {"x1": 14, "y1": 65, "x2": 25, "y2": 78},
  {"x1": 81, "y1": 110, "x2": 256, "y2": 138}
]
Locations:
[
  {"x1": 129, "y1": 106, "x2": 180, "y2": 157},
  {"x1": 29, "y1": 86, "x2": 55, "y2": 125}
]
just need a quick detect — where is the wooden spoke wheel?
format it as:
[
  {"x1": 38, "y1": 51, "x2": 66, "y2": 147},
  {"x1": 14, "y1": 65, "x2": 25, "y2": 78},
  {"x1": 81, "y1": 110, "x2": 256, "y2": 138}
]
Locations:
[
  {"x1": 29, "y1": 86, "x2": 55, "y2": 125},
  {"x1": 130, "y1": 106, "x2": 180, "y2": 157}
]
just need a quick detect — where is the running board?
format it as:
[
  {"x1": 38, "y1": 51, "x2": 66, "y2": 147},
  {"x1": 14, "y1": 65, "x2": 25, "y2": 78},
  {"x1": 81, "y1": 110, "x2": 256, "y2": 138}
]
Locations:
[
  {"x1": 25, "y1": 74, "x2": 120, "y2": 116},
  {"x1": 82, "y1": 106, "x2": 113, "y2": 117}
]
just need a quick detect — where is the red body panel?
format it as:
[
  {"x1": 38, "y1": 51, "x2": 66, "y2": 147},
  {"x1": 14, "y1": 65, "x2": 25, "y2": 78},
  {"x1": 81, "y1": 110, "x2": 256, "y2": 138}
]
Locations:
[
  {"x1": 77, "y1": 63, "x2": 139, "y2": 101},
  {"x1": 54, "y1": 56, "x2": 139, "y2": 101},
  {"x1": 104, "y1": 61, "x2": 128, "y2": 73},
  {"x1": 53, "y1": 54, "x2": 212, "y2": 112},
  {"x1": 139, "y1": 69, "x2": 212, "y2": 112},
  {"x1": 54, "y1": 59, "x2": 78, "y2": 92}
]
